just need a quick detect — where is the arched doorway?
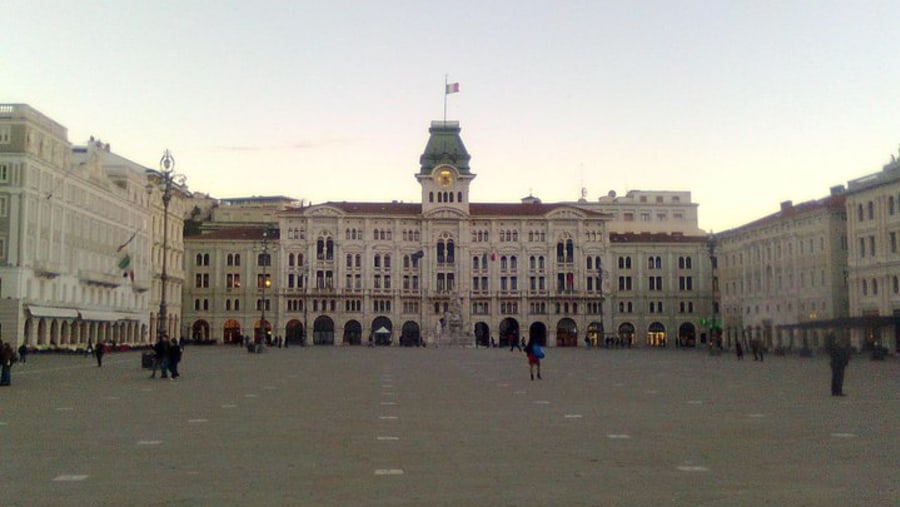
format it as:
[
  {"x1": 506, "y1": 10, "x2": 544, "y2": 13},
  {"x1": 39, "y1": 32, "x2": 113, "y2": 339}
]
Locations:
[
  {"x1": 371, "y1": 316, "x2": 393, "y2": 346},
  {"x1": 587, "y1": 321, "x2": 603, "y2": 347},
  {"x1": 556, "y1": 318, "x2": 577, "y2": 347},
  {"x1": 223, "y1": 319, "x2": 241, "y2": 344},
  {"x1": 343, "y1": 319, "x2": 362, "y2": 346},
  {"x1": 313, "y1": 316, "x2": 335, "y2": 345},
  {"x1": 499, "y1": 318, "x2": 520, "y2": 348},
  {"x1": 192, "y1": 320, "x2": 210, "y2": 341},
  {"x1": 254, "y1": 319, "x2": 272, "y2": 344},
  {"x1": 678, "y1": 322, "x2": 696, "y2": 347},
  {"x1": 400, "y1": 321, "x2": 421, "y2": 346},
  {"x1": 285, "y1": 319, "x2": 303, "y2": 346},
  {"x1": 474, "y1": 321, "x2": 490, "y2": 347},
  {"x1": 529, "y1": 322, "x2": 548, "y2": 347},
  {"x1": 647, "y1": 322, "x2": 667, "y2": 347},
  {"x1": 618, "y1": 322, "x2": 635, "y2": 347}
]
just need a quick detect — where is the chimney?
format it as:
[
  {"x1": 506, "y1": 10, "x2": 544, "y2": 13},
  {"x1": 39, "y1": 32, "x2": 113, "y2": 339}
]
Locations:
[{"x1": 780, "y1": 200, "x2": 792, "y2": 211}]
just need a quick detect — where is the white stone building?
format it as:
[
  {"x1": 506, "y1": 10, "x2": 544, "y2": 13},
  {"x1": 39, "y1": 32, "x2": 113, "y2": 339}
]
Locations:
[
  {"x1": 183, "y1": 121, "x2": 714, "y2": 348},
  {"x1": 0, "y1": 104, "x2": 186, "y2": 349},
  {"x1": 844, "y1": 153, "x2": 900, "y2": 352},
  {"x1": 716, "y1": 190, "x2": 849, "y2": 351}
]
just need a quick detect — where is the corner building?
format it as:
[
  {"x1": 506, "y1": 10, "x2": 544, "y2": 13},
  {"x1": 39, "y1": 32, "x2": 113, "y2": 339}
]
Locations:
[{"x1": 185, "y1": 121, "x2": 714, "y2": 347}]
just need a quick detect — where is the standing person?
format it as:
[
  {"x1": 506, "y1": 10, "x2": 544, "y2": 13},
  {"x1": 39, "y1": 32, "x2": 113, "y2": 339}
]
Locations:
[
  {"x1": 827, "y1": 334, "x2": 851, "y2": 397},
  {"x1": 0, "y1": 342, "x2": 15, "y2": 386},
  {"x1": 523, "y1": 338, "x2": 543, "y2": 381},
  {"x1": 167, "y1": 337, "x2": 182, "y2": 379},
  {"x1": 509, "y1": 334, "x2": 522, "y2": 352},
  {"x1": 735, "y1": 339, "x2": 744, "y2": 360},
  {"x1": 95, "y1": 341, "x2": 105, "y2": 367},
  {"x1": 150, "y1": 337, "x2": 169, "y2": 379},
  {"x1": 17, "y1": 343, "x2": 28, "y2": 364}
]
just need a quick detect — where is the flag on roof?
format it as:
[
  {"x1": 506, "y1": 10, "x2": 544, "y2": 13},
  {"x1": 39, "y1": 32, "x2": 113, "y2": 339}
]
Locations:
[{"x1": 445, "y1": 82, "x2": 460, "y2": 94}]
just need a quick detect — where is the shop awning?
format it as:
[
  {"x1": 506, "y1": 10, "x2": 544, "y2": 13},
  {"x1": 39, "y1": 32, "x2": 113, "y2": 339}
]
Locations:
[
  {"x1": 27, "y1": 305, "x2": 79, "y2": 319},
  {"x1": 78, "y1": 310, "x2": 136, "y2": 322}
]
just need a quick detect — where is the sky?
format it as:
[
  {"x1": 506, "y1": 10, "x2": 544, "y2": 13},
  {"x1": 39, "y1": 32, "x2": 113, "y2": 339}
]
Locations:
[{"x1": 4, "y1": 0, "x2": 900, "y2": 233}]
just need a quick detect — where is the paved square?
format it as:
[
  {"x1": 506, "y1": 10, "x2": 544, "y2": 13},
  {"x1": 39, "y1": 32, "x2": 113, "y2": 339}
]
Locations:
[{"x1": 2, "y1": 346, "x2": 897, "y2": 506}]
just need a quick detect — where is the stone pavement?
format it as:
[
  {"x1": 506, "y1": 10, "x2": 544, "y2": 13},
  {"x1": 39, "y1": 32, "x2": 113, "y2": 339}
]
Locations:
[{"x1": 1, "y1": 346, "x2": 897, "y2": 506}]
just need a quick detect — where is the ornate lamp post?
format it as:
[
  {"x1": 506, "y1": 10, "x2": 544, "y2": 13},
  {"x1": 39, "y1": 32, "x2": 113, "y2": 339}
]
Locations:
[
  {"x1": 707, "y1": 232, "x2": 720, "y2": 351},
  {"x1": 256, "y1": 225, "x2": 276, "y2": 352},
  {"x1": 152, "y1": 149, "x2": 185, "y2": 343}
]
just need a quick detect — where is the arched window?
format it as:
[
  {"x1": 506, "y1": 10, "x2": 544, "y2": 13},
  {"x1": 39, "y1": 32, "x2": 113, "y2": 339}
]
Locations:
[
  {"x1": 447, "y1": 240, "x2": 455, "y2": 263},
  {"x1": 289, "y1": 253, "x2": 295, "y2": 266},
  {"x1": 235, "y1": 254, "x2": 241, "y2": 266},
  {"x1": 510, "y1": 256, "x2": 517, "y2": 271}
]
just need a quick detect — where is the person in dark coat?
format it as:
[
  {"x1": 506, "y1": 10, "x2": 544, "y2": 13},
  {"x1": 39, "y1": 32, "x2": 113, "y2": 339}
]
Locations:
[
  {"x1": 167, "y1": 338, "x2": 182, "y2": 379},
  {"x1": 17, "y1": 343, "x2": 28, "y2": 364},
  {"x1": 735, "y1": 339, "x2": 744, "y2": 360},
  {"x1": 150, "y1": 337, "x2": 169, "y2": 379},
  {"x1": 95, "y1": 341, "x2": 105, "y2": 367},
  {"x1": 1, "y1": 342, "x2": 15, "y2": 385},
  {"x1": 827, "y1": 334, "x2": 851, "y2": 396}
]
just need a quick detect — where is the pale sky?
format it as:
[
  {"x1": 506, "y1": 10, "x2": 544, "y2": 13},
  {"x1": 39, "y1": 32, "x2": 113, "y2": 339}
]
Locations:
[{"x1": 5, "y1": 0, "x2": 899, "y2": 233}]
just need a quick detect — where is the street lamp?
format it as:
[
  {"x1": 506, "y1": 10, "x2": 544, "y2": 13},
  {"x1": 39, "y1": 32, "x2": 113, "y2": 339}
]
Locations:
[
  {"x1": 256, "y1": 225, "x2": 276, "y2": 352},
  {"x1": 707, "y1": 232, "x2": 720, "y2": 351},
  {"x1": 150, "y1": 149, "x2": 185, "y2": 343}
]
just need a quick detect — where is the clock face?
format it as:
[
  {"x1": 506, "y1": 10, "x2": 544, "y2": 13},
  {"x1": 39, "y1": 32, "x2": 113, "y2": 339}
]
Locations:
[{"x1": 436, "y1": 168, "x2": 454, "y2": 188}]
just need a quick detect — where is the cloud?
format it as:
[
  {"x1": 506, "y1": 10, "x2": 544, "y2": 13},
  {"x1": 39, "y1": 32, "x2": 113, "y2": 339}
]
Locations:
[{"x1": 214, "y1": 138, "x2": 350, "y2": 152}]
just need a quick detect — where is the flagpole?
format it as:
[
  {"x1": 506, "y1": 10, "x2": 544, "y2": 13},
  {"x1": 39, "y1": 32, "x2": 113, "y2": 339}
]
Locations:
[{"x1": 443, "y1": 74, "x2": 448, "y2": 124}]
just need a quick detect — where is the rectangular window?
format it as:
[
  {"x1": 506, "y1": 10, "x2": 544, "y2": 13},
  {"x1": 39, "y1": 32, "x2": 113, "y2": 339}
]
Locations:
[
  {"x1": 0, "y1": 196, "x2": 6, "y2": 217},
  {"x1": 891, "y1": 232, "x2": 897, "y2": 254},
  {"x1": 0, "y1": 126, "x2": 11, "y2": 144}
]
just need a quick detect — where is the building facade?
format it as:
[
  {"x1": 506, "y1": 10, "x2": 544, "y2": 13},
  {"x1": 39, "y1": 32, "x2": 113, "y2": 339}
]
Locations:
[
  {"x1": 844, "y1": 154, "x2": 900, "y2": 352},
  {"x1": 0, "y1": 104, "x2": 186, "y2": 349},
  {"x1": 716, "y1": 190, "x2": 849, "y2": 351},
  {"x1": 183, "y1": 121, "x2": 714, "y2": 348}
]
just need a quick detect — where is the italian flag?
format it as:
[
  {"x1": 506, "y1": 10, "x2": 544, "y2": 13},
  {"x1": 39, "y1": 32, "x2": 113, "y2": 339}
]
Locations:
[{"x1": 445, "y1": 82, "x2": 460, "y2": 94}]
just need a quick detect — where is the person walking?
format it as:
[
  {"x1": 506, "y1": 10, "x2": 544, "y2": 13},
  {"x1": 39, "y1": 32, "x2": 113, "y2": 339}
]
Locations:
[
  {"x1": 17, "y1": 343, "x2": 27, "y2": 364},
  {"x1": 1, "y1": 342, "x2": 15, "y2": 386},
  {"x1": 523, "y1": 338, "x2": 543, "y2": 381},
  {"x1": 95, "y1": 341, "x2": 105, "y2": 367},
  {"x1": 167, "y1": 337, "x2": 182, "y2": 379},
  {"x1": 735, "y1": 339, "x2": 744, "y2": 360},
  {"x1": 509, "y1": 334, "x2": 522, "y2": 352},
  {"x1": 827, "y1": 334, "x2": 851, "y2": 397}
]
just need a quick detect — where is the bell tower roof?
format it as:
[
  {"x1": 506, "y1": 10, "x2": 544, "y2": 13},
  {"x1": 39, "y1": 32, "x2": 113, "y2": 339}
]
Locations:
[{"x1": 418, "y1": 121, "x2": 471, "y2": 175}]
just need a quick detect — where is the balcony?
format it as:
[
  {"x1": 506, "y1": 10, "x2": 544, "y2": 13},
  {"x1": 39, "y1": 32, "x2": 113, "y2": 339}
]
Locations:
[
  {"x1": 33, "y1": 260, "x2": 65, "y2": 278},
  {"x1": 78, "y1": 269, "x2": 122, "y2": 287}
]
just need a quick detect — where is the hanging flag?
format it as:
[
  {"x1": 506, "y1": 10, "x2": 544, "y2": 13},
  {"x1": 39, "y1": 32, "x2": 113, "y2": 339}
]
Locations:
[
  {"x1": 445, "y1": 82, "x2": 460, "y2": 94},
  {"x1": 116, "y1": 230, "x2": 138, "y2": 283}
]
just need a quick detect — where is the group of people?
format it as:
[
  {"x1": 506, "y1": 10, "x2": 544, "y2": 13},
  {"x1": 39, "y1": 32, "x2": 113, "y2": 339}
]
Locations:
[{"x1": 149, "y1": 336, "x2": 183, "y2": 379}]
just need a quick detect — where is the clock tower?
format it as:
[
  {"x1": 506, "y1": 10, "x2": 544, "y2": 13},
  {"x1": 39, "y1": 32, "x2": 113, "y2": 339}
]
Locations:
[{"x1": 416, "y1": 121, "x2": 475, "y2": 215}]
